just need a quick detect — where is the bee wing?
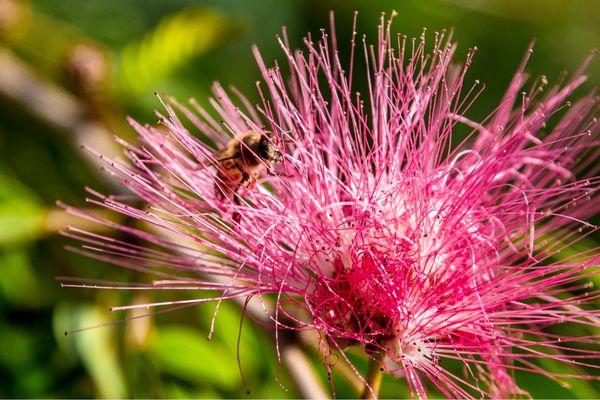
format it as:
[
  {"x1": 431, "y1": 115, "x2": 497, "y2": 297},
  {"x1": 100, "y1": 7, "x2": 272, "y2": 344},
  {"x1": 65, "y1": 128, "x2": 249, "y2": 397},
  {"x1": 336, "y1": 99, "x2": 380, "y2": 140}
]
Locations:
[
  {"x1": 193, "y1": 151, "x2": 236, "y2": 171},
  {"x1": 192, "y1": 151, "x2": 221, "y2": 171}
]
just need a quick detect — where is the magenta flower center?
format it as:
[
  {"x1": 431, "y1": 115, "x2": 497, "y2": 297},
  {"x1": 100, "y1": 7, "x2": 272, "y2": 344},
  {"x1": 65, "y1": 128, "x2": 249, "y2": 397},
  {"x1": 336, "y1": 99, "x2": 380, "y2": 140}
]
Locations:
[{"x1": 307, "y1": 175, "x2": 494, "y2": 353}]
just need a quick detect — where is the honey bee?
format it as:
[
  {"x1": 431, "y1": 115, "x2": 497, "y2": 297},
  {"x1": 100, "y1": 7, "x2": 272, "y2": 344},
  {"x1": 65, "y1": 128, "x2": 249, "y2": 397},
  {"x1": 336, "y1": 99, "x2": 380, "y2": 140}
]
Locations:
[{"x1": 213, "y1": 130, "x2": 283, "y2": 219}]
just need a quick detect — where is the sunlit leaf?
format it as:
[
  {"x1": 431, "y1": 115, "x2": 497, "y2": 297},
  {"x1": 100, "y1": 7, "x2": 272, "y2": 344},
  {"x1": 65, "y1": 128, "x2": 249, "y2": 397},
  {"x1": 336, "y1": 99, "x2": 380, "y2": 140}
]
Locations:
[
  {"x1": 148, "y1": 324, "x2": 240, "y2": 390},
  {"x1": 538, "y1": 358, "x2": 598, "y2": 399},
  {"x1": 119, "y1": 8, "x2": 234, "y2": 96},
  {"x1": 208, "y1": 301, "x2": 261, "y2": 370},
  {"x1": 162, "y1": 383, "x2": 220, "y2": 399},
  {"x1": 53, "y1": 303, "x2": 128, "y2": 398},
  {"x1": 543, "y1": 233, "x2": 600, "y2": 289},
  {"x1": 0, "y1": 173, "x2": 44, "y2": 246}
]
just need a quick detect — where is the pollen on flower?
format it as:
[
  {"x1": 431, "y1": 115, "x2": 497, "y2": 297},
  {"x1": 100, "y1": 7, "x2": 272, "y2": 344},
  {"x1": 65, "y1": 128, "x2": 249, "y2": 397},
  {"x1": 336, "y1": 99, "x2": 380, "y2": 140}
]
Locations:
[
  {"x1": 306, "y1": 175, "x2": 497, "y2": 358},
  {"x1": 385, "y1": 336, "x2": 434, "y2": 368}
]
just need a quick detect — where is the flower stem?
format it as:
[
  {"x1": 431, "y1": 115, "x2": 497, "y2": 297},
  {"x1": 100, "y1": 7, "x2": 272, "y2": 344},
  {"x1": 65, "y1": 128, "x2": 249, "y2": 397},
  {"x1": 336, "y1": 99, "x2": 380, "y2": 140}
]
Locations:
[
  {"x1": 362, "y1": 357, "x2": 384, "y2": 399},
  {"x1": 282, "y1": 344, "x2": 329, "y2": 399}
]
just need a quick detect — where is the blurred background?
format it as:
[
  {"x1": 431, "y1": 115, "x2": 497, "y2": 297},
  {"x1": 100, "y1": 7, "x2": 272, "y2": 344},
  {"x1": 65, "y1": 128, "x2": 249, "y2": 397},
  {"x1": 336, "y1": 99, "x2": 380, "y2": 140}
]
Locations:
[{"x1": 0, "y1": 0, "x2": 598, "y2": 398}]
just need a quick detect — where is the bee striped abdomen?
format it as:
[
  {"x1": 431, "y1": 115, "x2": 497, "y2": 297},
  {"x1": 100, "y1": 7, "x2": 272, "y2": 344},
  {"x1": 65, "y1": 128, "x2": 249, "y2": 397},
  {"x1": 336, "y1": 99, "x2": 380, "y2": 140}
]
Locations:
[{"x1": 215, "y1": 158, "x2": 244, "y2": 200}]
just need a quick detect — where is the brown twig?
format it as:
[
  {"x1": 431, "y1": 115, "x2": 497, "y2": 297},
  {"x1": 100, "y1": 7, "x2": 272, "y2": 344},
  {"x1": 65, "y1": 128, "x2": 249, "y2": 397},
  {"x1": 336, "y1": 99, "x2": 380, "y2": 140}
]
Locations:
[
  {"x1": 0, "y1": 47, "x2": 121, "y2": 174},
  {"x1": 282, "y1": 343, "x2": 329, "y2": 399},
  {"x1": 297, "y1": 329, "x2": 365, "y2": 395}
]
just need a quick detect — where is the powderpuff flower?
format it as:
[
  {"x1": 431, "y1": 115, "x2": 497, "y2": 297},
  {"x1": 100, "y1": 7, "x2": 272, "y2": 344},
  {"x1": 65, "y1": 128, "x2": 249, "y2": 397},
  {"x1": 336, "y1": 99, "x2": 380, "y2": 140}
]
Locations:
[{"x1": 60, "y1": 13, "x2": 600, "y2": 399}]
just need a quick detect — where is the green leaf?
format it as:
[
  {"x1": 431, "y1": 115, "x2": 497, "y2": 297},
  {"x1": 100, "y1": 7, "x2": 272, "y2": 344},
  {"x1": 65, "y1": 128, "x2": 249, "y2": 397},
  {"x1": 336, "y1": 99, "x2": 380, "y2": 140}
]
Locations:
[
  {"x1": 53, "y1": 303, "x2": 127, "y2": 398},
  {"x1": 542, "y1": 232, "x2": 600, "y2": 290},
  {"x1": 0, "y1": 250, "x2": 48, "y2": 307},
  {"x1": 162, "y1": 383, "x2": 220, "y2": 399},
  {"x1": 118, "y1": 8, "x2": 233, "y2": 95},
  {"x1": 536, "y1": 358, "x2": 598, "y2": 399},
  {"x1": 148, "y1": 324, "x2": 240, "y2": 390},
  {"x1": 0, "y1": 323, "x2": 37, "y2": 371},
  {"x1": 208, "y1": 301, "x2": 261, "y2": 370},
  {"x1": 0, "y1": 173, "x2": 45, "y2": 246}
]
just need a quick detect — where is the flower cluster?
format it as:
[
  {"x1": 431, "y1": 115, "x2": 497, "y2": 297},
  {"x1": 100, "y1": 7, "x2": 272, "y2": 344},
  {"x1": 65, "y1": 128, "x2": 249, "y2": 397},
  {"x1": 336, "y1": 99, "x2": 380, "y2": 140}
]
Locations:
[{"x1": 61, "y1": 14, "x2": 599, "y2": 398}]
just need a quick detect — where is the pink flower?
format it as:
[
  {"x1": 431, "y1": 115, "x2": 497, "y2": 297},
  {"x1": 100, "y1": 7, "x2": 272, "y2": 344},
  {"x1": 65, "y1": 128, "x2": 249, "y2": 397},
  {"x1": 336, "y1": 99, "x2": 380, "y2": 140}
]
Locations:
[{"x1": 61, "y1": 14, "x2": 599, "y2": 398}]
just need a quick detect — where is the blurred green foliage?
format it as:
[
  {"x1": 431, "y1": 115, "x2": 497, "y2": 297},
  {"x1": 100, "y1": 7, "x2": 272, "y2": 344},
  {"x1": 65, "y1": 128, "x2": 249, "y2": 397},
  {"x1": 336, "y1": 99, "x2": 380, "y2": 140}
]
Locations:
[
  {"x1": 119, "y1": 8, "x2": 235, "y2": 97},
  {"x1": 0, "y1": 172, "x2": 45, "y2": 246},
  {"x1": 0, "y1": 0, "x2": 598, "y2": 398}
]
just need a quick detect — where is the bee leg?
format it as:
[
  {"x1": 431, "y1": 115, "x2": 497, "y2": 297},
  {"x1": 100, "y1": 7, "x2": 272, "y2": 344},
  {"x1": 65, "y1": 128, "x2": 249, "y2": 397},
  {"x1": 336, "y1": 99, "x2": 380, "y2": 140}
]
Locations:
[
  {"x1": 214, "y1": 181, "x2": 227, "y2": 201},
  {"x1": 245, "y1": 177, "x2": 257, "y2": 189},
  {"x1": 232, "y1": 191, "x2": 242, "y2": 222},
  {"x1": 267, "y1": 168, "x2": 293, "y2": 178},
  {"x1": 241, "y1": 172, "x2": 256, "y2": 189}
]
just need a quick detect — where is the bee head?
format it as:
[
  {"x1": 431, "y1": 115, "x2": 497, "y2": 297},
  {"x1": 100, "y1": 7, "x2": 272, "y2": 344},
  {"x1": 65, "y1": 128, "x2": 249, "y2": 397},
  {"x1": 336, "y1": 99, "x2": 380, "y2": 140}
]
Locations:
[{"x1": 258, "y1": 132, "x2": 283, "y2": 163}]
